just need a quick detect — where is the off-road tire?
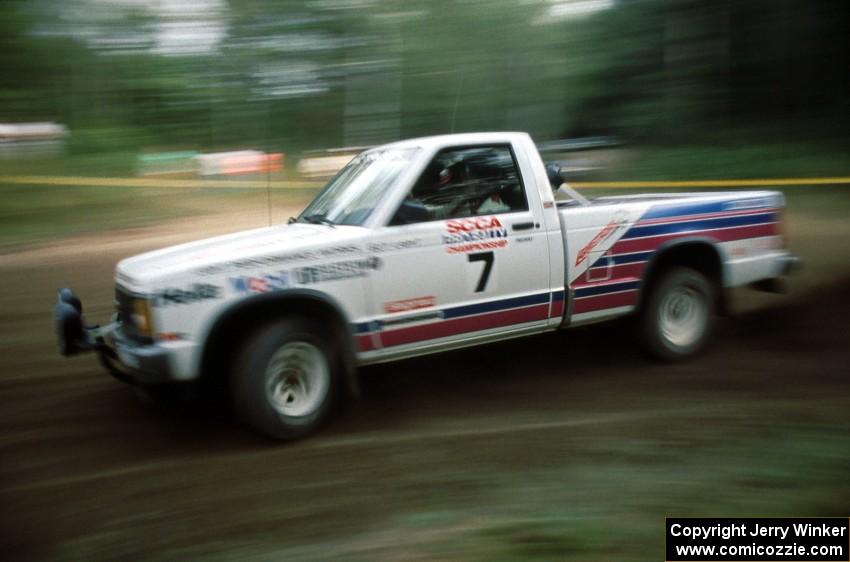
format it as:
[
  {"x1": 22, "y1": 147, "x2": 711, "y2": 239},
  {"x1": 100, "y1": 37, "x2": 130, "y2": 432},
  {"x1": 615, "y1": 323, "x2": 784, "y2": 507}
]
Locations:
[
  {"x1": 639, "y1": 267, "x2": 716, "y2": 361},
  {"x1": 231, "y1": 318, "x2": 338, "y2": 440}
]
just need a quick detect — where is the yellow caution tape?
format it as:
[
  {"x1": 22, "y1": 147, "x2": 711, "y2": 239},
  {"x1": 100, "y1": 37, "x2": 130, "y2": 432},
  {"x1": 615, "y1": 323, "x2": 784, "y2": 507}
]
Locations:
[{"x1": 2, "y1": 175, "x2": 850, "y2": 190}]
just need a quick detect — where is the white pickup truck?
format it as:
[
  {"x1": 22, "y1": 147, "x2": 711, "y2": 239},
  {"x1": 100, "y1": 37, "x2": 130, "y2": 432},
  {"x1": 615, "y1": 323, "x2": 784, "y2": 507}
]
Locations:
[{"x1": 55, "y1": 132, "x2": 797, "y2": 439}]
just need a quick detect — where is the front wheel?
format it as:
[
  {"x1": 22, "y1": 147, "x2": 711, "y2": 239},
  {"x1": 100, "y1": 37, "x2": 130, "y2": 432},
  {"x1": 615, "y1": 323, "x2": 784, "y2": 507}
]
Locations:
[
  {"x1": 231, "y1": 318, "x2": 337, "y2": 440},
  {"x1": 639, "y1": 267, "x2": 715, "y2": 361}
]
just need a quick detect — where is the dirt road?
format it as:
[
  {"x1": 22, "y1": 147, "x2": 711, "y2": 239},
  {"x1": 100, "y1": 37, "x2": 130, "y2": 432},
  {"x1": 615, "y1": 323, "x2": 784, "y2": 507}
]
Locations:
[{"x1": 1, "y1": 212, "x2": 849, "y2": 561}]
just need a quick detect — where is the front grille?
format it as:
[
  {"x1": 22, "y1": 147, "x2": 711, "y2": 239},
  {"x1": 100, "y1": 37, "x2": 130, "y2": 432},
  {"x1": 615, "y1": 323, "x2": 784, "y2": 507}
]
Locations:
[{"x1": 115, "y1": 285, "x2": 152, "y2": 344}]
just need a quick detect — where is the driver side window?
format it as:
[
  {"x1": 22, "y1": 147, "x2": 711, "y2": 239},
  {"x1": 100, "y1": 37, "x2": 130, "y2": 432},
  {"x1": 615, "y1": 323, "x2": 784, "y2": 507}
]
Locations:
[{"x1": 390, "y1": 145, "x2": 528, "y2": 226}]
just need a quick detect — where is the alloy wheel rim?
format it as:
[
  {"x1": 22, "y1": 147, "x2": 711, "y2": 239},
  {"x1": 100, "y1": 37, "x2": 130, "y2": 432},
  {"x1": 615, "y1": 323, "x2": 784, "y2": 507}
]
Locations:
[
  {"x1": 265, "y1": 341, "x2": 329, "y2": 417},
  {"x1": 658, "y1": 286, "x2": 706, "y2": 348}
]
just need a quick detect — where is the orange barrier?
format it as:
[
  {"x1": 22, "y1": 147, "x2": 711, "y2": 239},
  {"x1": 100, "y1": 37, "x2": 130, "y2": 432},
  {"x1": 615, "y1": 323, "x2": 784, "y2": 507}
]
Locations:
[{"x1": 220, "y1": 152, "x2": 284, "y2": 175}]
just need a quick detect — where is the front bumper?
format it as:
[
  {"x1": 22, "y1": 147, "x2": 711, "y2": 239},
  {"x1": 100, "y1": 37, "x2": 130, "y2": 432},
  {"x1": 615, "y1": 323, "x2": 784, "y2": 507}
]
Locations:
[{"x1": 54, "y1": 288, "x2": 175, "y2": 385}]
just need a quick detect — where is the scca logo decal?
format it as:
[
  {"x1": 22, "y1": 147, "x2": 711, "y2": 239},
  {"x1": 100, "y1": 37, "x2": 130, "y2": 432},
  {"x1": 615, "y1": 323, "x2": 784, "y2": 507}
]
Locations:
[
  {"x1": 443, "y1": 216, "x2": 509, "y2": 253},
  {"x1": 446, "y1": 217, "x2": 503, "y2": 234}
]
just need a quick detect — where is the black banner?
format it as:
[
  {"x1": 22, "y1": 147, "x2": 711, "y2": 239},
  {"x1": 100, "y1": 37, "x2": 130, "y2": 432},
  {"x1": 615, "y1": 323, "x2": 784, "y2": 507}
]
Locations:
[{"x1": 666, "y1": 518, "x2": 849, "y2": 561}]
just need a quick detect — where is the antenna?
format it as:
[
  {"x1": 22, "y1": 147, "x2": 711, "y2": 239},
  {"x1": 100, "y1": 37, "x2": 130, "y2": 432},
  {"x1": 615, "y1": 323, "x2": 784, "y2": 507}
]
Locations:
[
  {"x1": 266, "y1": 159, "x2": 272, "y2": 227},
  {"x1": 265, "y1": 101, "x2": 272, "y2": 227},
  {"x1": 450, "y1": 68, "x2": 465, "y2": 133}
]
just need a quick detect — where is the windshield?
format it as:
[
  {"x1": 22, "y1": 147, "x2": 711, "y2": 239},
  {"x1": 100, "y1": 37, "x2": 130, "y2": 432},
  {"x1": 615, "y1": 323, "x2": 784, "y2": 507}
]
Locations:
[{"x1": 298, "y1": 147, "x2": 419, "y2": 226}]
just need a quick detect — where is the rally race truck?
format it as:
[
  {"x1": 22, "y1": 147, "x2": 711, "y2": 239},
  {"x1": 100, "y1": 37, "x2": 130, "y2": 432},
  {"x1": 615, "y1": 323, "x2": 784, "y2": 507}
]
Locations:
[{"x1": 55, "y1": 132, "x2": 798, "y2": 440}]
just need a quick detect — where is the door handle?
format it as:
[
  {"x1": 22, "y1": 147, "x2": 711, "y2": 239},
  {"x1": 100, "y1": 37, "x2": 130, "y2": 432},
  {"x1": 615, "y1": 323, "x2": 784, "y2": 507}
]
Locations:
[{"x1": 511, "y1": 222, "x2": 535, "y2": 231}]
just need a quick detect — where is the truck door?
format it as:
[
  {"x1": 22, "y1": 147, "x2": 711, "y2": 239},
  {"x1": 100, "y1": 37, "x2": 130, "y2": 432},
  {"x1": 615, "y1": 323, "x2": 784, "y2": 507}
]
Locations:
[{"x1": 365, "y1": 143, "x2": 551, "y2": 359}]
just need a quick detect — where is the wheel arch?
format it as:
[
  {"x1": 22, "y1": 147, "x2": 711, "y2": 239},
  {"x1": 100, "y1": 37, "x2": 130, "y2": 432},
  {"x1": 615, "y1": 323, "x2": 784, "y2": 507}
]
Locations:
[
  {"x1": 198, "y1": 289, "x2": 360, "y2": 399},
  {"x1": 637, "y1": 237, "x2": 726, "y2": 314}
]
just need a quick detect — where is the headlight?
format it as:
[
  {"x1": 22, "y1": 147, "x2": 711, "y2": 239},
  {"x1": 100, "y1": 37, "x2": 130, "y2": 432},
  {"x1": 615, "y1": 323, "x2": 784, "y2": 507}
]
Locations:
[
  {"x1": 115, "y1": 285, "x2": 155, "y2": 341},
  {"x1": 130, "y1": 298, "x2": 154, "y2": 337}
]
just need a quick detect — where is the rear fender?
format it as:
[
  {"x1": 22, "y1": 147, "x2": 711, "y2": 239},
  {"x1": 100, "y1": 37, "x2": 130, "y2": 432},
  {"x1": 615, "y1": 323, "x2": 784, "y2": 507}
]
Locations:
[{"x1": 637, "y1": 237, "x2": 725, "y2": 314}]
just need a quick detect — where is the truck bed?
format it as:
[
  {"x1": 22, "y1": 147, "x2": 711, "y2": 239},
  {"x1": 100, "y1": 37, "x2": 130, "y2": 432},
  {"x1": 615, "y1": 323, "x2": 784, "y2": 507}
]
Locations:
[{"x1": 557, "y1": 190, "x2": 786, "y2": 323}]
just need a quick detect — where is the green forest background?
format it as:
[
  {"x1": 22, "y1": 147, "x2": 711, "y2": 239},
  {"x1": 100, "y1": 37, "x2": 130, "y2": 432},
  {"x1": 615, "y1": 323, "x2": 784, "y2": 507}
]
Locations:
[{"x1": 2, "y1": 0, "x2": 848, "y2": 179}]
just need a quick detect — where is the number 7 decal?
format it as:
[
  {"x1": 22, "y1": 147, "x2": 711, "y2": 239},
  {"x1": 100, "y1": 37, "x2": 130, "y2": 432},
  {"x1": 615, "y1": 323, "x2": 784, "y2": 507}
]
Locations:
[{"x1": 467, "y1": 251, "x2": 494, "y2": 292}]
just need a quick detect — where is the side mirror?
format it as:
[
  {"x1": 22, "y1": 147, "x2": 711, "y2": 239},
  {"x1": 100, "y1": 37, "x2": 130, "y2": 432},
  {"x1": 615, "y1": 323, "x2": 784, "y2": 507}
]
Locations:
[{"x1": 545, "y1": 163, "x2": 565, "y2": 192}]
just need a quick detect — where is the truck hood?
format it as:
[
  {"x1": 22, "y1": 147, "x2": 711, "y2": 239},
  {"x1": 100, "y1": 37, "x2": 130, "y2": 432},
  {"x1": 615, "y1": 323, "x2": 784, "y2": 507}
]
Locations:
[{"x1": 116, "y1": 223, "x2": 367, "y2": 289}]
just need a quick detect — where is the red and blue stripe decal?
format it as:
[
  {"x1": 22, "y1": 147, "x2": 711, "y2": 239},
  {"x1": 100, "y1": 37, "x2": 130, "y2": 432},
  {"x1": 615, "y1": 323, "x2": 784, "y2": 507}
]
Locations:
[
  {"x1": 354, "y1": 289, "x2": 565, "y2": 351},
  {"x1": 571, "y1": 200, "x2": 779, "y2": 315},
  {"x1": 354, "y1": 199, "x2": 779, "y2": 351}
]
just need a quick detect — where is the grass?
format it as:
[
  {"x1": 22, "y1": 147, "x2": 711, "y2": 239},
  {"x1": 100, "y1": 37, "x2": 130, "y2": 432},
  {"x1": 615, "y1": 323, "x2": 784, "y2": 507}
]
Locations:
[
  {"x1": 582, "y1": 184, "x2": 850, "y2": 219},
  {"x1": 604, "y1": 141, "x2": 850, "y2": 181},
  {"x1": 0, "y1": 182, "x2": 319, "y2": 251},
  {"x1": 1, "y1": 139, "x2": 848, "y2": 251},
  {"x1": 289, "y1": 416, "x2": 850, "y2": 561},
  {"x1": 168, "y1": 413, "x2": 848, "y2": 561},
  {"x1": 479, "y1": 425, "x2": 850, "y2": 560},
  {"x1": 0, "y1": 184, "x2": 175, "y2": 249},
  {"x1": 0, "y1": 150, "x2": 310, "y2": 180},
  {"x1": 0, "y1": 149, "x2": 324, "y2": 250},
  {"x1": 779, "y1": 185, "x2": 850, "y2": 220},
  {"x1": 0, "y1": 151, "x2": 139, "y2": 177},
  {"x1": 2, "y1": 179, "x2": 848, "y2": 253}
]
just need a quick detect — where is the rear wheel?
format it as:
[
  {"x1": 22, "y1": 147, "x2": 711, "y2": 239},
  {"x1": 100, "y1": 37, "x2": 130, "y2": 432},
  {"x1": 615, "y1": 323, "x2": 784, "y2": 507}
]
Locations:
[
  {"x1": 640, "y1": 267, "x2": 715, "y2": 361},
  {"x1": 231, "y1": 318, "x2": 337, "y2": 440}
]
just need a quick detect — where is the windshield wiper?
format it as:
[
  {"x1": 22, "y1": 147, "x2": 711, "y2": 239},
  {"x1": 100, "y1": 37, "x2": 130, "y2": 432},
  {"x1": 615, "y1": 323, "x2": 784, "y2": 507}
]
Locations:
[{"x1": 301, "y1": 213, "x2": 336, "y2": 227}]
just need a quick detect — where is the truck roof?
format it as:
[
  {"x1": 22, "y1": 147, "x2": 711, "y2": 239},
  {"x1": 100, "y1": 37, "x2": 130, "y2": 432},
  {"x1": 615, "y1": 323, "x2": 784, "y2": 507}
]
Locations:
[{"x1": 378, "y1": 131, "x2": 532, "y2": 151}]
